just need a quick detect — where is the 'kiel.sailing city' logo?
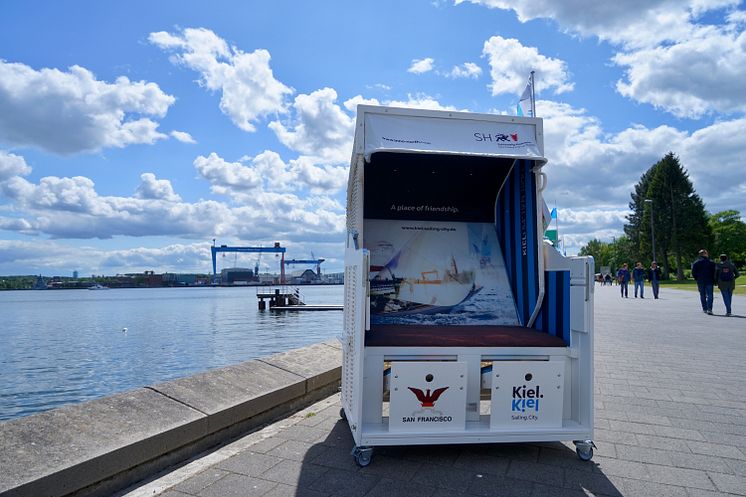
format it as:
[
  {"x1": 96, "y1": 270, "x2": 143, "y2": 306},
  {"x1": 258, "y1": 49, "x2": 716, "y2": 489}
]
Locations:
[{"x1": 512, "y1": 384, "x2": 543, "y2": 412}]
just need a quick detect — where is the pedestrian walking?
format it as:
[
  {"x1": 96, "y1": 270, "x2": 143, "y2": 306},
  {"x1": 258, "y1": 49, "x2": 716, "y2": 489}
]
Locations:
[
  {"x1": 648, "y1": 261, "x2": 662, "y2": 299},
  {"x1": 617, "y1": 263, "x2": 631, "y2": 298},
  {"x1": 632, "y1": 261, "x2": 646, "y2": 298},
  {"x1": 715, "y1": 254, "x2": 739, "y2": 316},
  {"x1": 691, "y1": 249, "x2": 716, "y2": 314}
]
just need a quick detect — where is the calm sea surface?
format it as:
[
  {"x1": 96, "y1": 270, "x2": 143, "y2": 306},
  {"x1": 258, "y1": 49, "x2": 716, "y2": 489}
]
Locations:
[{"x1": 0, "y1": 285, "x2": 343, "y2": 421}]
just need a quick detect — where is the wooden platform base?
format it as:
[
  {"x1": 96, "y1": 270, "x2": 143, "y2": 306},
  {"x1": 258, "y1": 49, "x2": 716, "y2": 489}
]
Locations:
[{"x1": 365, "y1": 324, "x2": 567, "y2": 347}]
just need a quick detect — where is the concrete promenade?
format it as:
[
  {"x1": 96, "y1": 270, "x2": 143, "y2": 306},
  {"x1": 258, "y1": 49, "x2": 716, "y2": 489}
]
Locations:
[{"x1": 122, "y1": 285, "x2": 746, "y2": 497}]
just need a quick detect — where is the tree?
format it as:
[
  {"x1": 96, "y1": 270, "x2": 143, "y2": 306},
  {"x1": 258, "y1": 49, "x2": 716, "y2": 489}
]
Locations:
[
  {"x1": 709, "y1": 210, "x2": 746, "y2": 267},
  {"x1": 624, "y1": 152, "x2": 711, "y2": 279},
  {"x1": 624, "y1": 168, "x2": 653, "y2": 264},
  {"x1": 648, "y1": 153, "x2": 711, "y2": 279},
  {"x1": 578, "y1": 235, "x2": 634, "y2": 273},
  {"x1": 608, "y1": 235, "x2": 635, "y2": 272},
  {"x1": 579, "y1": 238, "x2": 610, "y2": 267}
]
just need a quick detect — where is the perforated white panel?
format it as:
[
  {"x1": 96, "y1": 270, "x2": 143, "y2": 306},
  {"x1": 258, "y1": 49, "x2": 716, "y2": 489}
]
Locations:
[
  {"x1": 341, "y1": 264, "x2": 357, "y2": 416},
  {"x1": 346, "y1": 156, "x2": 364, "y2": 240}
]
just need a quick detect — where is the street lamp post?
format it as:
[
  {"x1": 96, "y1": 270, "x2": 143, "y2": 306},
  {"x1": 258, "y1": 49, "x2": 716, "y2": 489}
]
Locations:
[{"x1": 644, "y1": 199, "x2": 656, "y2": 263}]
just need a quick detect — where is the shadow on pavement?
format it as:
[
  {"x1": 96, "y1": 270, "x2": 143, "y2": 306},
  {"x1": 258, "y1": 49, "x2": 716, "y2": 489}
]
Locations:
[{"x1": 294, "y1": 418, "x2": 624, "y2": 497}]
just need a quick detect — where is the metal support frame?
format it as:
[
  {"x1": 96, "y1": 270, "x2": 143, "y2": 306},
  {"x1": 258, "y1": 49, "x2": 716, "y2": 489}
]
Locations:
[{"x1": 210, "y1": 242, "x2": 286, "y2": 283}]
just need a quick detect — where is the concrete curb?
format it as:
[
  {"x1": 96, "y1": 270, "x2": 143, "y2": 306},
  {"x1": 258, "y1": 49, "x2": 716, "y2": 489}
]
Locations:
[{"x1": 0, "y1": 340, "x2": 342, "y2": 497}]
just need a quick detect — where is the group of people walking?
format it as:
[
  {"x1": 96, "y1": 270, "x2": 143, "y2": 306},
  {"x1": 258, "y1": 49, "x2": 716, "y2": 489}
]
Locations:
[
  {"x1": 692, "y1": 250, "x2": 739, "y2": 316},
  {"x1": 614, "y1": 261, "x2": 662, "y2": 299},
  {"x1": 609, "y1": 251, "x2": 739, "y2": 316}
]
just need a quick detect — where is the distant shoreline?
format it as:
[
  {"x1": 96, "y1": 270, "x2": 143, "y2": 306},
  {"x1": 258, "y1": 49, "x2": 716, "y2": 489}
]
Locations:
[{"x1": 0, "y1": 282, "x2": 344, "y2": 291}]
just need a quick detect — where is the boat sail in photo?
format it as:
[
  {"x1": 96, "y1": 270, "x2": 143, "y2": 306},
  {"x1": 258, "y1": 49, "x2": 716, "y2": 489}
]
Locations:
[
  {"x1": 366, "y1": 220, "x2": 518, "y2": 324},
  {"x1": 370, "y1": 249, "x2": 481, "y2": 316}
]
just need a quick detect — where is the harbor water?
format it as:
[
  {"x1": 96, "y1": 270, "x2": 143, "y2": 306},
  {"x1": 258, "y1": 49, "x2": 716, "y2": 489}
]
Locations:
[{"x1": 0, "y1": 285, "x2": 343, "y2": 421}]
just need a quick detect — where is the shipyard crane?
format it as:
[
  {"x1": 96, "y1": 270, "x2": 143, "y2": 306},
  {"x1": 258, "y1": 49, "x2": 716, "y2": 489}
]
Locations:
[
  {"x1": 283, "y1": 258, "x2": 325, "y2": 277},
  {"x1": 211, "y1": 242, "x2": 286, "y2": 284}
]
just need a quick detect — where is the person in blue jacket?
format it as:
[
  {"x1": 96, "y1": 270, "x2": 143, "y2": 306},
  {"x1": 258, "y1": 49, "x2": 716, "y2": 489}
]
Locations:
[
  {"x1": 715, "y1": 254, "x2": 739, "y2": 316},
  {"x1": 647, "y1": 261, "x2": 662, "y2": 299},
  {"x1": 617, "y1": 263, "x2": 631, "y2": 298},
  {"x1": 691, "y1": 249, "x2": 717, "y2": 314},
  {"x1": 632, "y1": 261, "x2": 646, "y2": 298}
]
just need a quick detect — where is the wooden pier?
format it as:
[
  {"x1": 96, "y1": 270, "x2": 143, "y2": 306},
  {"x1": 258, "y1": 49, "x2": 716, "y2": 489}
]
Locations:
[
  {"x1": 256, "y1": 287, "x2": 342, "y2": 311},
  {"x1": 269, "y1": 304, "x2": 343, "y2": 311}
]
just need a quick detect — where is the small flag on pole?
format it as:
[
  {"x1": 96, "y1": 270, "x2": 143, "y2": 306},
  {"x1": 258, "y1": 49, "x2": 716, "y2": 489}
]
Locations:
[
  {"x1": 517, "y1": 71, "x2": 536, "y2": 117},
  {"x1": 517, "y1": 78, "x2": 532, "y2": 117},
  {"x1": 541, "y1": 200, "x2": 551, "y2": 231}
]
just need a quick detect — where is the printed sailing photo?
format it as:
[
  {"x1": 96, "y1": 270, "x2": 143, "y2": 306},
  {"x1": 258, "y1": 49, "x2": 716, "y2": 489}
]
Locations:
[{"x1": 365, "y1": 219, "x2": 519, "y2": 325}]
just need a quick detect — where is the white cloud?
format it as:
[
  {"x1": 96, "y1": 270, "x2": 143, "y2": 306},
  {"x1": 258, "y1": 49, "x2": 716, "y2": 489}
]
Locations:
[
  {"x1": 614, "y1": 25, "x2": 746, "y2": 118},
  {"x1": 0, "y1": 150, "x2": 31, "y2": 181},
  {"x1": 97, "y1": 243, "x2": 210, "y2": 272},
  {"x1": 195, "y1": 151, "x2": 347, "y2": 198},
  {"x1": 0, "y1": 171, "x2": 230, "y2": 239},
  {"x1": 345, "y1": 93, "x2": 462, "y2": 113},
  {"x1": 268, "y1": 88, "x2": 355, "y2": 163},
  {"x1": 170, "y1": 130, "x2": 196, "y2": 144},
  {"x1": 482, "y1": 36, "x2": 573, "y2": 95},
  {"x1": 291, "y1": 155, "x2": 348, "y2": 193},
  {"x1": 134, "y1": 173, "x2": 181, "y2": 202},
  {"x1": 241, "y1": 150, "x2": 297, "y2": 192},
  {"x1": 540, "y1": 99, "x2": 685, "y2": 209},
  {"x1": 464, "y1": 1, "x2": 746, "y2": 118},
  {"x1": 533, "y1": 99, "x2": 746, "y2": 253},
  {"x1": 193, "y1": 152, "x2": 263, "y2": 194},
  {"x1": 385, "y1": 94, "x2": 462, "y2": 111},
  {"x1": 678, "y1": 118, "x2": 746, "y2": 210},
  {"x1": 0, "y1": 239, "x2": 89, "y2": 273},
  {"x1": 149, "y1": 28, "x2": 293, "y2": 132},
  {"x1": 0, "y1": 217, "x2": 35, "y2": 234},
  {"x1": 344, "y1": 95, "x2": 381, "y2": 112},
  {"x1": 0, "y1": 60, "x2": 174, "y2": 154},
  {"x1": 0, "y1": 239, "x2": 214, "y2": 275},
  {"x1": 458, "y1": 0, "x2": 739, "y2": 48},
  {"x1": 0, "y1": 166, "x2": 345, "y2": 242},
  {"x1": 0, "y1": 238, "x2": 348, "y2": 276},
  {"x1": 192, "y1": 151, "x2": 347, "y2": 236},
  {"x1": 728, "y1": 9, "x2": 746, "y2": 24},
  {"x1": 549, "y1": 208, "x2": 632, "y2": 254},
  {"x1": 408, "y1": 57, "x2": 435, "y2": 74},
  {"x1": 4, "y1": 148, "x2": 349, "y2": 245},
  {"x1": 446, "y1": 62, "x2": 483, "y2": 79}
]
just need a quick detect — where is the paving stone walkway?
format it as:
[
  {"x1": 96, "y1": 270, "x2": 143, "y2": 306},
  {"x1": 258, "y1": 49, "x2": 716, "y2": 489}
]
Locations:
[{"x1": 123, "y1": 285, "x2": 746, "y2": 497}]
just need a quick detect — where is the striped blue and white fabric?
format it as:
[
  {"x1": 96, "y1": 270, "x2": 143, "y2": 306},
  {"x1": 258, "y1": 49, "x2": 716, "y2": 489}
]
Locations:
[{"x1": 495, "y1": 159, "x2": 570, "y2": 344}]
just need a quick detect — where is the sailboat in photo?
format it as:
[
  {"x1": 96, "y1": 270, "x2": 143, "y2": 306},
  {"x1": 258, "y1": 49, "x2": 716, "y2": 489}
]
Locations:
[{"x1": 370, "y1": 231, "x2": 481, "y2": 316}]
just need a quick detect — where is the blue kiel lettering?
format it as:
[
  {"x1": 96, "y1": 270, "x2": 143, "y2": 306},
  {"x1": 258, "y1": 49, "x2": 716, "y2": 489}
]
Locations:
[
  {"x1": 512, "y1": 398, "x2": 539, "y2": 412},
  {"x1": 512, "y1": 385, "x2": 543, "y2": 412}
]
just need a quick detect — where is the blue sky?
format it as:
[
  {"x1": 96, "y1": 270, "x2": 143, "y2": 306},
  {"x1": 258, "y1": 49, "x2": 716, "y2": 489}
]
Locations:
[{"x1": 1, "y1": 0, "x2": 744, "y2": 276}]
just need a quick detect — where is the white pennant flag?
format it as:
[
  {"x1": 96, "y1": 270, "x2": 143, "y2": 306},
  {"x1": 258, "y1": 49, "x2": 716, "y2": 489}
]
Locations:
[{"x1": 517, "y1": 78, "x2": 533, "y2": 117}]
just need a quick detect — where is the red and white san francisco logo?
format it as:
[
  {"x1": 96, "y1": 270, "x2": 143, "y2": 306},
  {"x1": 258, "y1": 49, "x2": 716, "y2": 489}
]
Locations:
[{"x1": 407, "y1": 386, "x2": 449, "y2": 408}]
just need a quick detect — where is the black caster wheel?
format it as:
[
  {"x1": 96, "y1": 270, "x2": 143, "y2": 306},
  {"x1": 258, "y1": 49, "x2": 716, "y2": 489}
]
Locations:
[
  {"x1": 351, "y1": 446, "x2": 373, "y2": 467},
  {"x1": 574, "y1": 440, "x2": 596, "y2": 461},
  {"x1": 576, "y1": 445, "x2": 593, "y2": 461}
]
